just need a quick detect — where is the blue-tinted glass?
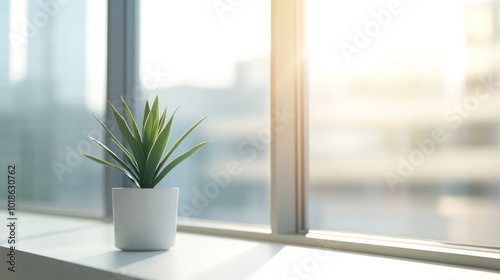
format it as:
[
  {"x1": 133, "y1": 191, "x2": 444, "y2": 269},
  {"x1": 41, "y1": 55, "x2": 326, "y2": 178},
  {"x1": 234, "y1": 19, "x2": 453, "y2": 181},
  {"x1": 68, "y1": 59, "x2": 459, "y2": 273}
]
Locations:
[{"x1": 0, "y1": 0, "x2": 107, "y2": 216}]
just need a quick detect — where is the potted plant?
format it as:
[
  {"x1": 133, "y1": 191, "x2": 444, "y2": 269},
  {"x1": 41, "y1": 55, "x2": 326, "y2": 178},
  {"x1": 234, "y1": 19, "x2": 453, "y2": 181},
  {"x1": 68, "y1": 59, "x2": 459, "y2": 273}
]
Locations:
[{"x1": 83, "y1": 96, "x2": 209, "y2": 251}]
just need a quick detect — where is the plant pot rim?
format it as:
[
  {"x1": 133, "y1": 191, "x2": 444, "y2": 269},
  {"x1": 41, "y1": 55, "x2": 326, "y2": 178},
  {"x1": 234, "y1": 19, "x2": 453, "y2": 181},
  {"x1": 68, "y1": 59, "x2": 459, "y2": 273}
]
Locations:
[{"x1": 112, "y1": 187, "x2": 179, "y2": 191}]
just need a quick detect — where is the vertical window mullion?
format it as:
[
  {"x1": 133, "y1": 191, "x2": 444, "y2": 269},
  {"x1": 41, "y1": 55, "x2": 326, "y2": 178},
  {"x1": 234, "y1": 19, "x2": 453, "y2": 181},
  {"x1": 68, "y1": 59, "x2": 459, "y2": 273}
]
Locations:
[
  {"x1": 105, "y1": 0, "x2": 140, "y2": 217},
  {"x1": 270, "y1": 0, "x2": 306, "y2": 234}
]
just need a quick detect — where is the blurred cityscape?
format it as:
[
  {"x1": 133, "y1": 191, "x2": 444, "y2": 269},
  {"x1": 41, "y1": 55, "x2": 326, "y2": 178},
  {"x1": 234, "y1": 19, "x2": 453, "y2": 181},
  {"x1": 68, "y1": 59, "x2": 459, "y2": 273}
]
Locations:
[{"x1": 306, "y1": 0, "x2": 500, "y2": 247}]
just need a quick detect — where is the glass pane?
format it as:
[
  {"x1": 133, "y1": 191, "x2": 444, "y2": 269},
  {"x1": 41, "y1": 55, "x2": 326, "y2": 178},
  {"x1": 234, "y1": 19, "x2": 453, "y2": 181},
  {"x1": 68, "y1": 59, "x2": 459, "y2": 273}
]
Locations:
[
  {"x1": 0, "y1": 0, "x2": 107, "y2": 216},
  {"x1": 307, "y1": 0, "x2": 500, "y2": 247},
  {"x1": 140, "y1": 1, "x2": 270, "y2": 224}
]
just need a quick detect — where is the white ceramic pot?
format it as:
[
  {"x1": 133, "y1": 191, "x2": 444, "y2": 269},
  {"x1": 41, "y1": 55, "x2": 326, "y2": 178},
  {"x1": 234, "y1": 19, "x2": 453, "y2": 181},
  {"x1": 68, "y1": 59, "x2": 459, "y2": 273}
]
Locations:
[{"x1": 112, "y1": 188, "x2": 179, "y2": 251}]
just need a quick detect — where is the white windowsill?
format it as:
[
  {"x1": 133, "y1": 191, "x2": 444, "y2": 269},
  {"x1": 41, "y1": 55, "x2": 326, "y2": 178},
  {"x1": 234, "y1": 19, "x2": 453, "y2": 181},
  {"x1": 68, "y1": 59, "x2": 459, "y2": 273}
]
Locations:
[{"x1": 1, "y1": 212, "x2": 499, "y2": 280}]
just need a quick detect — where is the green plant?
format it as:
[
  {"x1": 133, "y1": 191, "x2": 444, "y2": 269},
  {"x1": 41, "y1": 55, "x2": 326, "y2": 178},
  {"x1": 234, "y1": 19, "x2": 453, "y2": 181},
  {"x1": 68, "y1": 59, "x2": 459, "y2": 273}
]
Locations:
[{"x1": 83, "y1": 96, "x2": 210, "y2": 189}]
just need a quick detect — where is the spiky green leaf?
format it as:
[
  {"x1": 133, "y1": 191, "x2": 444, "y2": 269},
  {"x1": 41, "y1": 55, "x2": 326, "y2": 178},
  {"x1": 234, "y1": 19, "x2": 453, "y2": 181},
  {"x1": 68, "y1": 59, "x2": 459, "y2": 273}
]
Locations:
[
  {"x1": 142, "y1": 96, "x2": 160, "y2": 156},
  {"x1": 109, "y1": 102, "x2": 146, "y2": 173},
  {"x1": 143, "y1": 100, "x2": 150, "y2": 128},
  {"x1": 142, "y1": 128, "x2": 171, "y2": 188},
  {"x1": 91, "y1": 114, "x2": 139, "y2": 171},
  {"x1": 88, "y1": 136, "x2": 140, "y2": 181},
  {"x1": 121, "y1": 97, "x2": 141, "y2": 141},
  {"x1": 83, "y1": 154, "x2": 140, "y2": 188},
  {"x1": 158, "y1": 107, "x2": 167, "y2": 133}
]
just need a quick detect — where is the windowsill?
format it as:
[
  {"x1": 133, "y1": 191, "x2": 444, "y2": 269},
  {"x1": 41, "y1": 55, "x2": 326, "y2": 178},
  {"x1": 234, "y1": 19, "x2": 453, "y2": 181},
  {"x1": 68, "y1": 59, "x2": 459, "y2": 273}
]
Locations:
[{"x1": 1, "y1": 213, "x2": 499, "y2": 280}]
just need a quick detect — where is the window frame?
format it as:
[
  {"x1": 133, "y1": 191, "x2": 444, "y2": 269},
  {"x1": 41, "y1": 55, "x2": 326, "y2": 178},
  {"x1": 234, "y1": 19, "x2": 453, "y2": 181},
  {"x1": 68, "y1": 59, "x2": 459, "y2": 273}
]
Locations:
[
  {"x1": 106, "y1": 0, "x2": 140, "y2": 216},
  {"x1": 104, "y1": 0, "x2": 499, "y2": 271}
]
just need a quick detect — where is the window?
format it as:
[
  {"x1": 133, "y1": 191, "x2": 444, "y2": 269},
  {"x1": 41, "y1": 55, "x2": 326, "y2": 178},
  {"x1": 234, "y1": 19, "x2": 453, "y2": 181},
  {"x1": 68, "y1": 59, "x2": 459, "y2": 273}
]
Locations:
[
  {"x1": 139, "y1": 0, "x2": 271, "y2": 225},
  {"x1": 307, "y1": 0, "x2": 500, "y2": 247},
  {"x1": 0, "y1": 0, "x2": 107, "y2": 216}
]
